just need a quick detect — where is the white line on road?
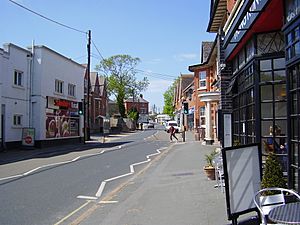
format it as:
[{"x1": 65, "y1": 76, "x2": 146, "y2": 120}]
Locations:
[
  {"x1": 77, "y1": 195, "x2": 98, "y2": 200},
  {"x1": 94, "y1": 146, "x2": 168, "y2": 199}
]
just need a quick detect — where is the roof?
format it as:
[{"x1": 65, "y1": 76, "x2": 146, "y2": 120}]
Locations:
[
  {"x1": 188, "y1": 36, "x2": 217, "y2": 72},
  {"x1": 201, "y1": 41, "x2": 215, "y2": 63},
  {"x1": 125, "y1": 96, "x2": 149, "y2": 103}
]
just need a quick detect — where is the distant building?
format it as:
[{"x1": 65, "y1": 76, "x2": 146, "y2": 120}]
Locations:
[{"x1": 124, "y1": 94, "x2": 149, "y2": 123}]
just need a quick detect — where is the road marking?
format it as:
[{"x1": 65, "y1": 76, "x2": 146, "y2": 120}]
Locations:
[
  {"x1": 0, "y1": 148, "x2": 108, "y2": 181},
  {"x1": 0, "y1": 174, "x2": 22, "y2": 181},
  {"x1": 99, "y1": 200, "x2": 118, "y2": 204},
  {"x1": 77, "y1": 195, "x2": 98, "y2": 200},
  {"x1": 53, "y1": 201, "x2": 91, "y2": 225},
  {"x1": 94, "y1": 146, "x2": 168, "y2": 199}
]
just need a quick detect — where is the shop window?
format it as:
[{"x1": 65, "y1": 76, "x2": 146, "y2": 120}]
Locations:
[
  {"x1": 13, "y1": 70, "x2": 23, "y2": 87},
  {"x1": 286, "y1": 26, "x2": 300, "y2": 61}
]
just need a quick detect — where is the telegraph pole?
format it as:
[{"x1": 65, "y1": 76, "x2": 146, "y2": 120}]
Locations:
[{"x1": 86, "y1": 30, "x2": 91, "y2": 140}]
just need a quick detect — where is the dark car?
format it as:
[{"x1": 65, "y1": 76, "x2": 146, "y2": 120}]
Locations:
[{"x1": 147, "y1": 123, "x2": 154, "y2": 128}]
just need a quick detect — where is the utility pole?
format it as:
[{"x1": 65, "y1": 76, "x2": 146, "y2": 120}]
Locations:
[{"x1": 86, "y1": 30, "x2": 91, "y2": 140}]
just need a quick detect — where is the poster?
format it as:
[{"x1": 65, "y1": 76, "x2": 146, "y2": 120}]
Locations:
[
  {"x1": 46, "y1": 109, "x2": 79, "y2": 138},
  {"x1": 22, "y1": 128, "x2": 35, "y2": 146}
]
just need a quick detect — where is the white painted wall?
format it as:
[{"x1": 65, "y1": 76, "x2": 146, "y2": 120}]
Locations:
[
  {"x1": 1, "y1": 44, "x2": 31, "y2": 142},
  {"x1": 30, "y1": 46, "x2": 85, "y2": 140}
]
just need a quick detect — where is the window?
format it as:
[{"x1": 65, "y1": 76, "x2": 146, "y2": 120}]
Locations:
[
  {"x1": 13, "y1": 114, "x2": 22, "y2": 126},
  {"x1": 55, "y1": 79, "x2": 64, "y2": 94},
  {"x1": 200, "y1": 106, "x2": 205, "y2": 126},
  {"x1": 286, "y1": 25, "x2": 300, "y2": 61},
  {"x1": 14, "y1": 70, "x2": 23, "y2": 86},
  {"x1": 199, "y1": 71, "x2": 206, "y2": 88},
  {"x1": 68, "y1": 84, "x2": 76, "y2": 97}
]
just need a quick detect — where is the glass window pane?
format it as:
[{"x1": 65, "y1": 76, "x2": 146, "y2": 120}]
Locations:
[
  {"x1": 260, "y1": 71, "x2": 272, "y2": 82},
  {"x1": 274, "y1": 58, "x2": 285, "y2": 70},
  {"x1": 274, "y1": 70, "x2": 286, "y2": 81},
  {"x1": 261, "y1": 103, "x2": 273, "y2": 118},
  {"x1": 261, "y1": 85, "x2": 273, "y2": 101},
  {"x1": 274, "y1": 83, "x2": 287, "y2": 101},
  {"x1": 291, "y1": 92, "x2": 298, "y2": 114},
  {"x1": 291, "y1": 117, "x2": 299, "y2": 139},
  {"x1": 295, "y1": 41, "x2": 300, "y2": 57},
  {"x1": 261, "y1": 120, "x2": 273, "y2": 136},
  {"x1": 275, "y1": 102, "x2": 287, "y2": 117},
  {"x1": 260, "y1": 60, "x2": 272, "y2": 71}
]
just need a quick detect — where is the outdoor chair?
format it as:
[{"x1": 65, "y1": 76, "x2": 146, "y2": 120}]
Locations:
[
  {"x1": 213, "y1": 153, "x2": 225, "y2": 192},
  {"x1": 253, "y1": 187, "x2": 300, "y2": 225}
]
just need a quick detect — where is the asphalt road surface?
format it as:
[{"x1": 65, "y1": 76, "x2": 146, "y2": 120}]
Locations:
[{"x1": 0, "y1": 129, "x2": 169, "y2": 225}]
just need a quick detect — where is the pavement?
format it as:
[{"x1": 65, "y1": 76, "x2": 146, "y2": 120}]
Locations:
[{"x1": 0, "y1": 130, "x2": 259, "y2": 225}]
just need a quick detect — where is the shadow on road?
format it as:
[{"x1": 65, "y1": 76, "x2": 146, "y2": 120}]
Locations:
[{"x1": 0, "y1": 141, "x2": 132, "y2": 165}]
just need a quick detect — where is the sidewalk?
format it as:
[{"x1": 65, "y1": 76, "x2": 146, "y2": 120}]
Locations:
[{"x1": 74, "y1": 131, "x2": 230, "y2": 225}]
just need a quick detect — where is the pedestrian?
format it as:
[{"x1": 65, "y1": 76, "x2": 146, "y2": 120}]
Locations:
[{"x1": 168, "y1": 124, "x2": 178, "y2": 142}]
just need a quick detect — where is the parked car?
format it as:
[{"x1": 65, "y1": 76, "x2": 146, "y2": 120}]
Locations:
[
  {"x1": 165, "y1": 121, "x2": 180, "y2": 133},
  {"x1": 147, "y1": 122, "x2": 155, "y2": 128}
]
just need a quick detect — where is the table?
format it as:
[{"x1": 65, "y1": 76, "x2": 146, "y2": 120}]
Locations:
[{"x1": 268, "y1": 202, "x2": 300, "y2": 224}]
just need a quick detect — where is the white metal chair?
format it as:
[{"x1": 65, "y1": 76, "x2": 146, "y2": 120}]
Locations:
[
  {"x1": 253, "y1": 187, "x2": 300, "y2": 225},
  {"x1": 213, "y1": 154, "x2": 225, "y2": 192}
]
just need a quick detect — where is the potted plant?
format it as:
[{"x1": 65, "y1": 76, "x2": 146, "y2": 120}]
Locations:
[
  {"x1": 261, "y1": 152, "x2": 286, "y2": 195},
  {"x1": 204, "y1": 149, "x2": 218, "y2": 180}
]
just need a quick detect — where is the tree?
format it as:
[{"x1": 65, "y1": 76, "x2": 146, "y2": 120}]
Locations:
[
  {"x1": 163, "y1": 79, "x2": 178, "y2": 116},
  {"x1": 95, "y1": 55, "x2": 149, "y2": 117}
]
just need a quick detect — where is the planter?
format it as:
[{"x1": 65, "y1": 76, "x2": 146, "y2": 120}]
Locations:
[{"x1": 204, "y1": 166, "x2": 216, "y2": 180}]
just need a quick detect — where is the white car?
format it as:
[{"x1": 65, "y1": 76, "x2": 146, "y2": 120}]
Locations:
[{"x1": 165, "y1": 121, "x2": 181, "y2": 133}]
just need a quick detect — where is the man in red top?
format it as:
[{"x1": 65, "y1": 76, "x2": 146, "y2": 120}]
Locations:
[{"x1": 168, "y1": 125, "x2": 178, "y2": 142}]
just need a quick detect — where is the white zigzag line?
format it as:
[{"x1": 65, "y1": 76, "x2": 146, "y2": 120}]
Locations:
[{"x1": 94, "y1": 147, "x2": 167, "y2": 199}]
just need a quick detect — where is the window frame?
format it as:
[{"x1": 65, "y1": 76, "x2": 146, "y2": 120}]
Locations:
[
  {"x1": 55, "y1": 79, "x2": 64, "y2": 94},
  {"x1": 13, "y1": 70, "x2": 23, "y2": 87}
]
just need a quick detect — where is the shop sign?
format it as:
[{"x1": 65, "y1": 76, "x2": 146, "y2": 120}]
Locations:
[
  {"x1": 224, "y1": 0, "x2": 268, "y2": 59},
  {"x1": 47, "y1": 97, "x2": 78, "y2": 110},
  {"x1": 22, "y1": 128, "x2": 35, "y2": 147}
]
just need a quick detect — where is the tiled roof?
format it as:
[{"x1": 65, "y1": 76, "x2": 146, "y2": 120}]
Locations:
[{"x1": 201, "y1": 41, "x2": 214, "y2": 63}]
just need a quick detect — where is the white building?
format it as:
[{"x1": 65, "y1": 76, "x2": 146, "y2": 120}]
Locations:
[
  {"x1": 0, "y1": 43, "x2": 85, "y2": 149},
  {"x1": 0, "y1": 44, "x2": 32, "y2": 149}
]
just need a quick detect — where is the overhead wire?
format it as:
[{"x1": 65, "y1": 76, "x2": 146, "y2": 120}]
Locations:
[
  {"x1": 8, "y1": 0, "x2": 87, "y2": 35},
  {"x1": 7, "y1": 0, "x2": 180, "y2": 82}
]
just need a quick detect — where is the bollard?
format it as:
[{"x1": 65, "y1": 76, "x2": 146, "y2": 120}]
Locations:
[{"x1": 182, "y1": 131, "x2": 186, "y2": 142}]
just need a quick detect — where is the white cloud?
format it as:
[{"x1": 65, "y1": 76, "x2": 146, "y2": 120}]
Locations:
[{"x1": 173, "y1": 53, "x2": 197, "y2": 62}]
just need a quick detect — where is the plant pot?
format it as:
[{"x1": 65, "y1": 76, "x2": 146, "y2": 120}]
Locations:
[{"x1": 204, "y1": 166, "x2": 216, "y2": 180}]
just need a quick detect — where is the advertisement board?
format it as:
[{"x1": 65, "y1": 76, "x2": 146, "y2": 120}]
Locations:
[{"x1": 22, "y1": 128, "x2": 35, "y2": 147}]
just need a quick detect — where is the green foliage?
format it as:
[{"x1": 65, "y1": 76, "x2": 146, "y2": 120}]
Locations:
[
  {"x1": 163, "y1": 79, "x2": 178, "y2": 116},
  {"x1": 95, "y1": 54, "x2": 149, "y2": 117},
  {"x1": 205, "y1": 149, "x2": 218, "y2": 167},
  {"x1": 127, "y1": 107, "x2": 139, "y2": 121},
  {"x1": 261, "y1": 152, "x2": 286, "y2": 194}
]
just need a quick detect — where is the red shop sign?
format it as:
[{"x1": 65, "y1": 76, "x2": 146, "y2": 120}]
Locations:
[{"x1": 54, "y1": 99, "x2": 71, "y2": 108}]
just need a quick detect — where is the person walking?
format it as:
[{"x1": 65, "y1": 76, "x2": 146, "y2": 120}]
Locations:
[{"x1": 168, "y1": 124, "x2": 178, "y2": 142}]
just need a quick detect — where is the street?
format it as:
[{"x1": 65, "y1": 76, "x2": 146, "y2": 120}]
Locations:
[{"x1": 0, "y1": 129, "x2": 170, "y2": 225}]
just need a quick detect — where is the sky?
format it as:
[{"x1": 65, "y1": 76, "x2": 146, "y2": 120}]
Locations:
[{"x1": 1, "y1": 0, "x2": 215, "y2": 113}]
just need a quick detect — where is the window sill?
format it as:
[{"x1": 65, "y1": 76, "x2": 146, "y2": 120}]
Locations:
[{"x1": 12, "y1": 85, "x2": 25, "y2": 90}]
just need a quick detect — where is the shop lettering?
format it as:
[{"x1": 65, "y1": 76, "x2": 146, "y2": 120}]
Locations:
[
  {"x1": 233, "y1": 0, "x2": 263, "y2": 40},
  {"x1": 54, "y1": 99, "x2": 71, "y2": 108}
]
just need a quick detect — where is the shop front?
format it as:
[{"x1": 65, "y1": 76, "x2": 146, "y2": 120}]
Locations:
[
  {"x1": 283, "y1": 0, "x2": 300, "y2": 192},
  {"x1": 45, "y1": 97, "x2": 80, "y2": 143},
  {"x1": 221, "y1": 0, "x2": 300, "y2": 191}
]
